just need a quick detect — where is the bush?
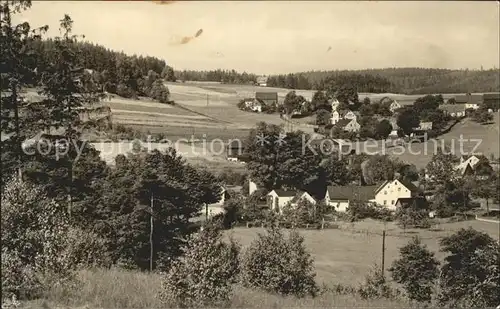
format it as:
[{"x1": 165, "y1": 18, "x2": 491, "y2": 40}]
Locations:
[
  {"x1": 348, "y1": 201, "x2": 394, "y2": 222},
  {"x1": 358, "y1": 264, "x2": 399, "y2": 300},
  {"x1": 116, "y1": 83, "x2": 137, "y2": 98},
  {"x1": 241, "y1": 228, "x2": 318, "y2": 297},
  {"x1": 158, "y1": 224, "x2": 240, "y2": 308},
  {"x1": 1, "y1": 179, "x2": 74, "y2": 300}
]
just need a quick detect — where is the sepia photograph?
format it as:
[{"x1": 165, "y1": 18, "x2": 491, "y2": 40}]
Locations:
[{"x1": 1, "y1": 1, "x2": 499, "y2": 308}]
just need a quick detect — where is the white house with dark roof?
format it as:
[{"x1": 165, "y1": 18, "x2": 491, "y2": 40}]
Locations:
[
  {"x1": 267, "y1": 189, "x2": 297, "y2": 214},
  {"x1": 389, "y1": 100, "x2": 401, "y2": 113},
  {"x1": 334, "y1": 118, "x2": 360, "y2": 133},
  {"x1": 267, "y1": 190, "x2": 317, "y2": 214},
  {"x1": 290, "y1": 192, "x2": 316, "y2": 208},
  {"x1": 372, "y1": 179, "x2": 420, "y2": 210},
  {"x1": 323, "y1": 185, "x2": 379, "y2": 212}
]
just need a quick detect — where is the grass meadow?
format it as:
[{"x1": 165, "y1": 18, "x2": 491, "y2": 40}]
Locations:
[{"x1": 17, "y1": 218, "x2": 498, "y2": 309}]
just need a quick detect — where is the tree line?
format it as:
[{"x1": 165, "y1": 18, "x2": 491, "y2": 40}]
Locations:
[
  {"x1": 24, "y1": 33, "x2": 173, "y2": 100},
  {"x1": 176, "y1": 68, "x2": 499, "y2": 95},
  {"x1": 174, "y1": 69, "x2": 258, "y2": 84}
]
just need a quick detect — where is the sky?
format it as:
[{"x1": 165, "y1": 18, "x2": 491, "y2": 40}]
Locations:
[{"x1": 16, "y1": 1, "x2": 500, "y2": 74}]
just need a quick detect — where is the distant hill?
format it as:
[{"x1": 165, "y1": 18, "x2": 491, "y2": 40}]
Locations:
[
  {"x1": 289, "y1": 68, "x2": 500, "y2": 94},
  {"x1": 176, "y1": 67, "x2": 499, "y2": 95}
]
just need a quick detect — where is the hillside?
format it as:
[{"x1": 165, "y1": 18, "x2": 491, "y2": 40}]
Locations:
[
  {"x1": 171, "y1": 68, "x2": 499, "y2": 95},
  {"x1": 294, "y1": 68, "x2": 500, "y2": 94}
]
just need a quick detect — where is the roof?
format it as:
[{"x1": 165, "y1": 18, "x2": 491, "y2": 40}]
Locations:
[
  {"x1": 270, "y1": 189, "x2": 297, "y2": 197},
  {"x1": 398, "y1": 178, "x2": 420, "y2": 192},
  {"x1": 335, "y1": 119, "x2": 354, "y2": 128},
  {"x1": 455, "y1": 94, "x2": 483, "y2": 105},
  {"x1": 440, "y1": 104, "x2": 465, "y2": 114},
  {"x1": 257, "y1": 76, "x2": 268, "y2": 83},
  {"x1": 255, "y1": 92, "x2": 278, "y2": 100},
  {"x1": 326, "y1": 185, "x2": 378, "y2": 201},
  {"x1": 290, "y1": 191, "x2": 314, "y2": 204},
  {"x1": 395, "y1": 197, "x2": 429, "y2": 209},
  {"x1": 374, "y1": 179, "x2": 420, "y2": 195},
  {"x1": 483, "y1": 92, "x2": 500, "y2": 100}
]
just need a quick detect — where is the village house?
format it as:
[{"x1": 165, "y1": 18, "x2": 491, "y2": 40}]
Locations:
[
  {"x1": 394, "y1": 196, "x2": 429, "y2": 210},
  {"x1": 323, "y1": 185, "x2": 378, "y2": 212},
  {"x1": 226, "y1": 140, "x2": 245, "y2": 162},
  {"x1": 243, "y1": 98, "x2": 263, "y2": 112},
  {"x1": 289, "y1": 191, "x2": 317, "y2": 208},
  {"x1": 257, "y1": 76, "x2": 268, "y2": 87},
  {"x1": 483, "y1": 92, "x2": 500, "y2": 111},
  {"x1": 330, "y1": 108, "x2": 358, "y2": 125},
  {"x1": 372, "y1": 179, "x2": 420, "y2": 210},
  {"x1": 454, "y1": 155, "x2": 492, "y2": 179},
  {"x1": 330, "y1": 98, "x2": 340, "y2": 111},
  {"x1": 334, "y1": 118, "x2": 361, "y2": 133},
  {"x1": 389, "y1": 100, "x2": 401, "y2": 113},
  {"x1": 267, "y1": 189, "x2": 297, "y2": 214},
  {"x1": 414, "y1": 121, "x2": 433, "y2": 131},
  {"x1": 255, "y1": 92, "x2": 278, "y2": 106},
  {"x1": 248, "y1": 178, "x2": 258, "y2": 195},
  {"x1": 454, "y1": 93, "x2": 483, "y2": 110},
  {"x1": 440, "y1": 104, "x2": 466, "y2": 118},
  {"x1": 204, "y1": 185, "x2": 243, "y2": 219}
]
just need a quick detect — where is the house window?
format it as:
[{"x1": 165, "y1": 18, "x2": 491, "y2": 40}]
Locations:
[
  {"x1": 384, "y1": 191, "x2": 387, "y2": 195},
  {"x1": 391, "y1": 200, "x2": 395, "y2": 205},
  {"x1": 398, "y1": 187, "x2": 401, "y2": 192},
  {"x1": 383, "y1": 200, "x2": 387, "y2": 205}
]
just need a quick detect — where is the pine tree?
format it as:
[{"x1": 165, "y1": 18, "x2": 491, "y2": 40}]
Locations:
[
  {"x1": 24, "y1": 15, "x2": 106, "y2": 216},
  {"x1": 0, "y1": 0, "x2": 47, "y2": 183}
]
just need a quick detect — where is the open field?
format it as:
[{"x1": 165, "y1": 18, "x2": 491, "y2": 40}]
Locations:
[
  {"x1": 21, "y1": 219, "x2": 498, "y2": 309},
  {"x1": 227, "y1": 219, "x2": 500, "y2": 286},
  {"x1": 25, "y1": 269, "x2": 411, "y2": 309},
  {"x1": 20, "y1": 86, "x2": 498, "y2": 170}
]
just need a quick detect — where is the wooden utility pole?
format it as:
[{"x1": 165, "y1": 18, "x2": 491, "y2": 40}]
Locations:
[
  {"x1": 205, "y1": 203, "x2": 208, "y2": 221},
  {"x1": 381, "y1": 230, "x2": 386, "y2": 276},
  {"x1": 150, "y1": 193, "x2": 154, "y2": 272},
  {"x1": 12, "y1": 82, "x2": 22, "y2": 181}
]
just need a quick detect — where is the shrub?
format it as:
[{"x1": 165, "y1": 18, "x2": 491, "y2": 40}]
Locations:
[
  {"x1": 241, "y1": 228, "x2": 318, "y2": 297},
  {"x1": 116, "y1": 83, "x2": 136, "y2": 98},
  {"x1": 358, "y1": 264, "x2": 399, "y2": 300},
  {"x1": 348, "y1": 201, "x2": 394, "y2": 222},
  {"x1": 1, "y1": 179, "x2": 74, "y2": 300},
  {"x1": 63, "y1": 227, "x2": 112, "y2": 269},
  {"x1": 389, "y1": 237, "x2": 439, "y2": 303},
  {"x1": 158, "y1": 223, "x2": 240, "y2": 308}
]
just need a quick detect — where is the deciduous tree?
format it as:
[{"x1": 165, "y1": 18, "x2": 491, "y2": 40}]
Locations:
[{"x1": 389, "y1": 237, "x2": 439, "y2": 303}]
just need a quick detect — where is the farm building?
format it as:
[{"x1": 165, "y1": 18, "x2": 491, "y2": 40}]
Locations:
[
  {"x1": 454, "y1": 93, "x2": 483, "y2": 110},
  {"x1": 267, "y1": 190, "x2": 297, "y2": 214},
  {"x1": 255, "y1": 92, "x2": 278, "y2": 106},
  {"x1": 226, "y1": 139, "x2": 245, "y2": 161},
  {"x1": 440, "y1": 104, "x2": 466, "y2": 118},
  {"x1": 414, "y1": 121, "x2": 433, "y2": 131},
  {"x1": 323, "y1": 185, "x2": 378, "y2": 212},
  {"x1": 256, "y1": 76, "x2": 268, "y2": 87},
  {"x1": 394, "y1": 197, "x2": 429, "y2": 210},
  {"x1": 372, "y1": 179, "x2": 421, "y2": 210},
  {"x1": 483, "y1": 92, "x2": 500, "y2": 111},
  {"x1": 334, "y1": 118, "x2": 360, "y2": 133},
  {"x1": 389, "y1": 100, "x2": 401, "y2": 113}
]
